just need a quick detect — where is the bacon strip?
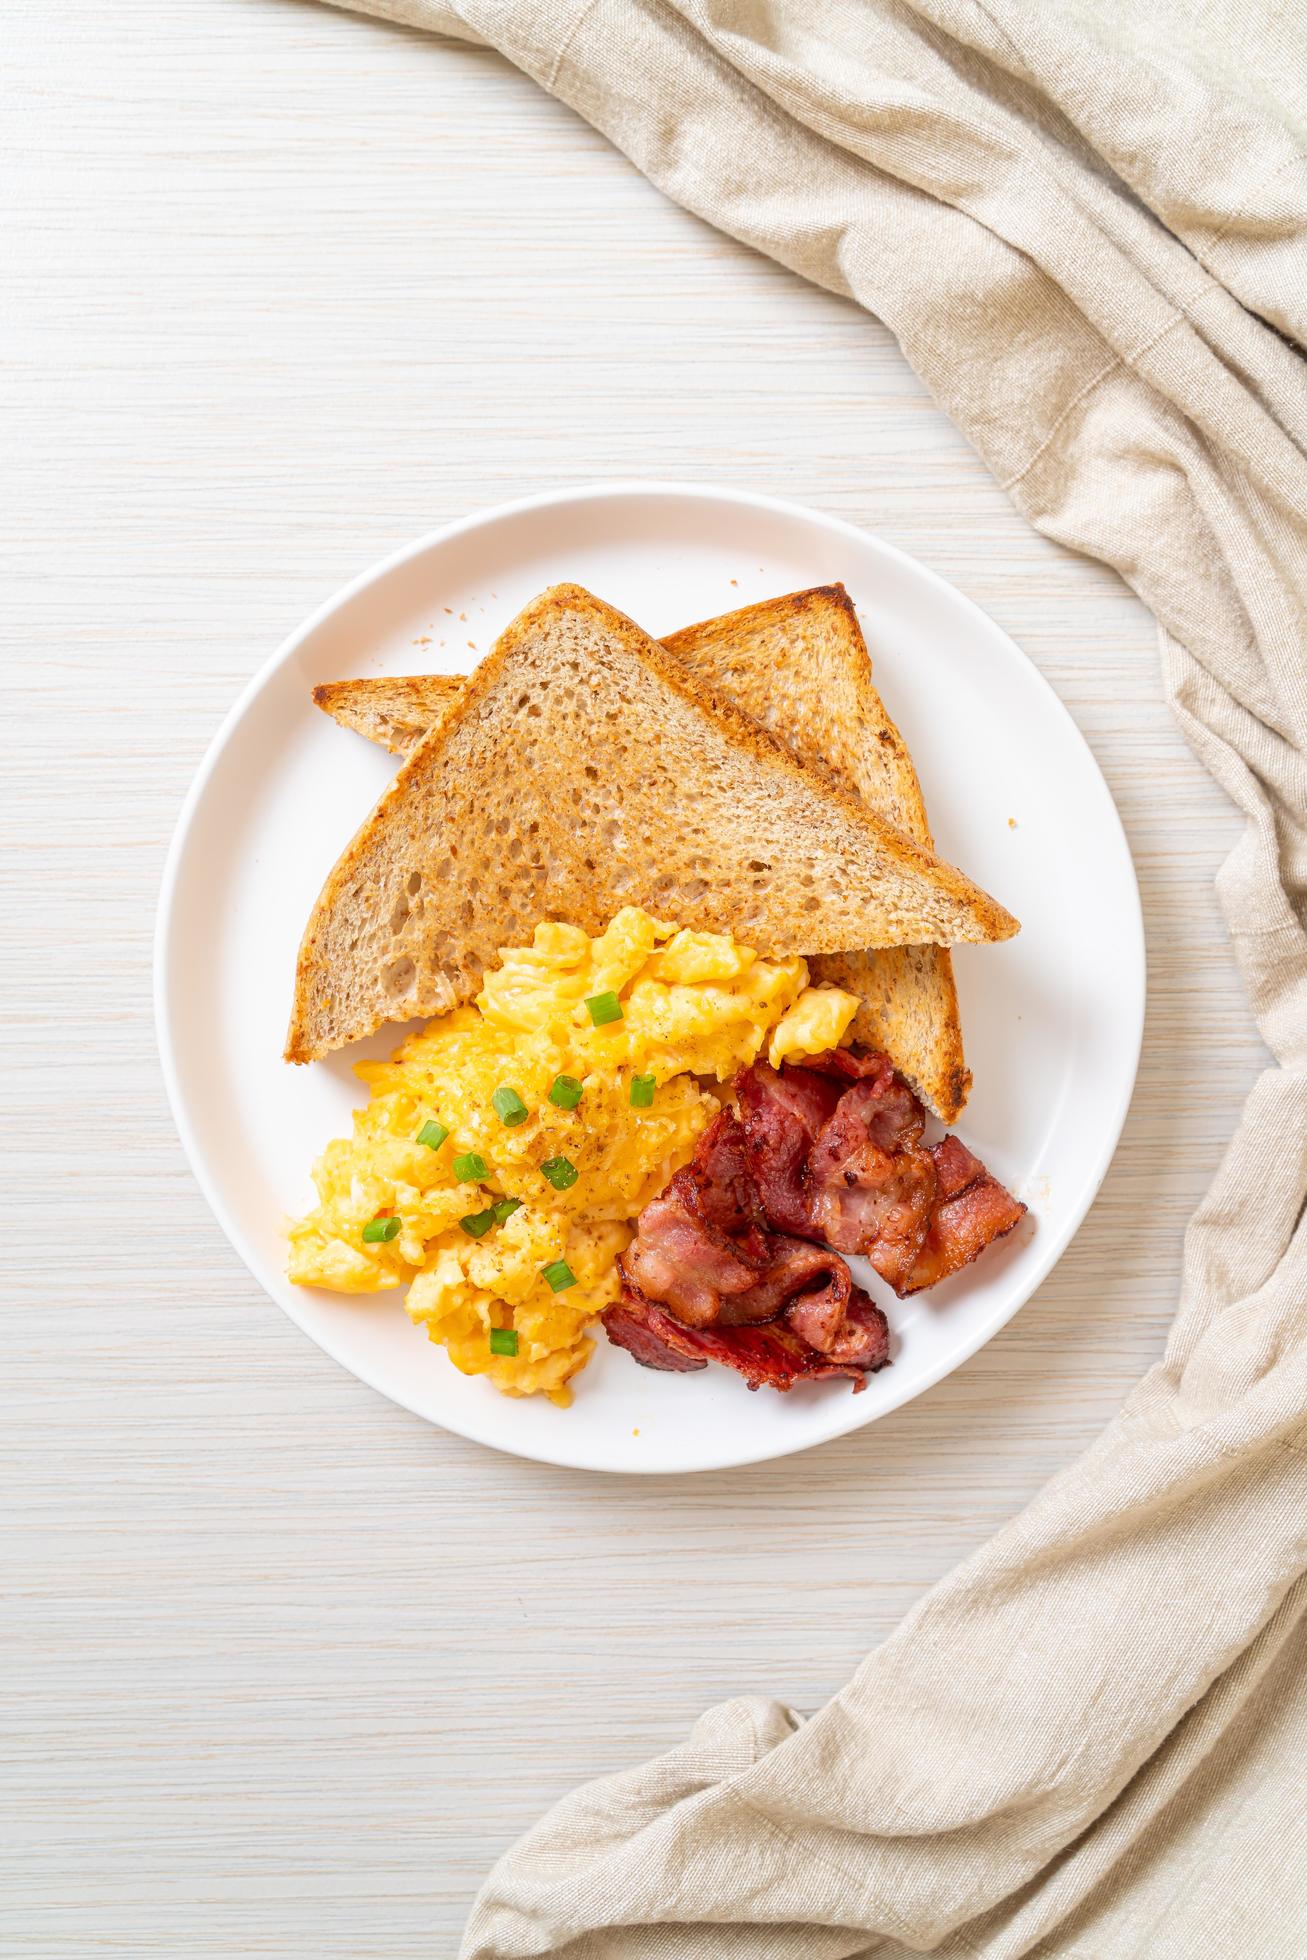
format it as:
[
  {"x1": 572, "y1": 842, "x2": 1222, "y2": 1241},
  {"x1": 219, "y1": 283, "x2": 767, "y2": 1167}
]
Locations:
[
  {"x1": 901, "y1": 1135, "x2": 1027, "y2": 1294},
  {"x1": 622, "y1": 1112, "x2": 863, "y2": 1334},
  {"x1": 735, "y1": 1058, "x2": 1026, "y2": 1299},
  {"x1": 607, "y1": 1048, "x2": 1025, "y2": 1396},
  {"x1": 604, "y1": 1289, "x2": 889, "y2": 1393},
  {"x1": 734, "y1": 1063, "x2": 839, "y2": 1235}
]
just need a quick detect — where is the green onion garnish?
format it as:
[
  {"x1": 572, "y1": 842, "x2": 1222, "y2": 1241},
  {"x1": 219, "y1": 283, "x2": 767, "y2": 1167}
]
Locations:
[
  {"x1": 459, "y1": 1208, "x2": 496, "y2": 1239},
  {"x1": 540, "y1": 1155, "x2": 578, "y2": 1191},
  {"x1": 492, "y1": 1086, "x2": 529, "y2": 1128},
  {"x1": 629, "y1": 1073, "x2": 656, "y2": 1108},
  {"x1": 416, "y1": 1120, "x2": 449, "y2": 1150},
  {"x1": 548, "y1": 1074, "x2": 584, "y2": 1110},
  {"x1": 453, "y1": 1151, "x2": 488, "y2": 1183},
  {"x1": 541, "y1": 1259, "x2": 577, "y2": 1293},
  {"x1": 489, "y1": 1327, "x2": 519, "y2": 1357},
  {"x1": 491, "y1": 1197, "x2": 522, "y2": 1225},
  {"x1": 362, "y1": 1214, "x2": 401, "y2": 1244},
  {"x1": 584, "y1": 990, "x2": 623, "y2": 1027}
]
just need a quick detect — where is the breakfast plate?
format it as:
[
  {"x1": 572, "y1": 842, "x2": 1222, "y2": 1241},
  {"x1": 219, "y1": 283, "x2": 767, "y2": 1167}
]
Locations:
[{"x1": 155, "y1": 482, "x2": 1144, "y2": 1474}]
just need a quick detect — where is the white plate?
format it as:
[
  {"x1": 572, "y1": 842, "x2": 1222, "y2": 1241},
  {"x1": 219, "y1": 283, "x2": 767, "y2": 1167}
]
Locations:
[{"x1": 156, "y1": 482, "x2": 1143, "y2": 1475}]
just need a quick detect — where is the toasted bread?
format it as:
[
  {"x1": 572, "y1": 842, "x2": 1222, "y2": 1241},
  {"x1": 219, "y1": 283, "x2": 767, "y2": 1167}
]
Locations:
[
  {"x1": 667, "y1": 589, "x2": 971, "y2": 1121},
  {"x1": 312, "y1": 675, "x2": 462, "y2": 756},
  {"x1": 314, "y1": 586, "x2": 972, "y2": 1116},
  {"x1": 287, "y1": 585, "x2": 1015, "y2": 1064}
]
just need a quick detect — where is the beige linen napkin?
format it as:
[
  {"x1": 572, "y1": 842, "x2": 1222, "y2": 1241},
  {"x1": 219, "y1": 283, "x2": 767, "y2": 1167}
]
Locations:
[{"x1": 317, "y1": 2, "x2": 1307, "y2": 1952}]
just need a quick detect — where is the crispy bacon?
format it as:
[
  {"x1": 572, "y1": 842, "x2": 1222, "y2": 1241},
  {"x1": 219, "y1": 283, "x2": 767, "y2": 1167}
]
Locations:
[
  {"x1": 791, "y1": 1045, "x2": 893, "y2": 1084},
  {"x1": 620, "y1": 1170, "x2": 762, "y2": 1329},
  {"x1": 902, "y1": 1135, "x2": 1027, "y2": 1294},
  {"x1": 622, "y1": 1112, "x2": 857, "y2": 1332},
  {"x1": 604, "y1": 1288, "x2": 889, "y2": 1393},
  {"x1": 602, "y1": 1300, "x2": 708, "y2": 1374},
  {"x1": 735, "y1": 1063, "x2": 840, "y2": 1235},
  {"x1": 690, "y1": 1109, "x2": 762, "y2": 1235},
  {"x1": 607, "y1": 1047, "x2": 1026, "y2": 1395},
  {"x1": 802, "y1": 1074, "x2": 936, "y2": 1289},
  {"x1": 735, "y1": 1057, "x2": 1025, "y2": 1299}
]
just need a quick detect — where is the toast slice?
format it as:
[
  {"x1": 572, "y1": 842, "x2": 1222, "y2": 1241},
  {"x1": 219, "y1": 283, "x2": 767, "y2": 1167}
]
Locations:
[
  {"x1": 287, "y1": 585, "x2": 1016, "y2": 1064},
  {"x1": 314, "y1": 587, "x2": 972, "y2": 1117},
  {"x1": 312, "y1": 675, "x2": 462, "y2": 756},
  {"x1": 666, "y1": 590, "x2": 971, "y2": 1121}
]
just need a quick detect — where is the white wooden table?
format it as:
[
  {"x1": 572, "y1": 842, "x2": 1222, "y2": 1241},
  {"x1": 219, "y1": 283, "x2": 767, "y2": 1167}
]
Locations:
[{"x1": 2, "y1": 3, "x2": 1269, "y2": 1951}]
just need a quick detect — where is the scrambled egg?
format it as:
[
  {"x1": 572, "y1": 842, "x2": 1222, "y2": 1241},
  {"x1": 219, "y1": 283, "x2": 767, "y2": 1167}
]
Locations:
[{"x1": 288, "y1": 908, "x2": 858, "y2": 1405}]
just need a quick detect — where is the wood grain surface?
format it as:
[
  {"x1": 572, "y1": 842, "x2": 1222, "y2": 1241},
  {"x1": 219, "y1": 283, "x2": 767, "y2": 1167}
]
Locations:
[{"x1": 1, "y1": 1, "x2": 1269, "y2": 1952}]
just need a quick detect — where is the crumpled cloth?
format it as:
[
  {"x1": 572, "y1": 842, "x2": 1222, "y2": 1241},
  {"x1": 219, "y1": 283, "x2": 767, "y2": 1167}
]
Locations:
[{"x1": 316, "y1": 2, "x2": 1307, "y2": 1953}]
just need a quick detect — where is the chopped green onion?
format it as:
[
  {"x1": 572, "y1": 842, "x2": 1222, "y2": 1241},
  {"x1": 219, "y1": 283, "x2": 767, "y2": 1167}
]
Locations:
[
  {"x1": 540, "y1": 1155, "x2": 578, "y2": 1191},
  {"x1": 459, "y1": 1208, "x2": 497, "y2": 1239},
  {"x1": 629, "y1": 1073, "x2": 656, "y2": 1108},
  {"x1": 492, "y1": 1086, "x2": 529, "y2": 1128},
  {"x1": 489, "y1": 1327, "x2": 519, "y2": 1357},
  {"x1": 541, "y1": 1259, "x2": 577, "y2": 1293},
  {"x1": 548, "y1": 1074, "x2": 584, "y2": 1110},
  {"x1": 491, "y1": 1196, "x2": 522, "y2": 1225},
  {"x1": 416, "y1": 1120, "x2": 449, "y2": 1151},
  {"x1": 362, "y1": 1214, "x2": 401, "y2": 1244},
  {"x1": 453, "y1": 1151, "x2": 488, "y2": 1183},
  {"x1": 584, "y1": 990, "x2": 623, "y2": 1027}
]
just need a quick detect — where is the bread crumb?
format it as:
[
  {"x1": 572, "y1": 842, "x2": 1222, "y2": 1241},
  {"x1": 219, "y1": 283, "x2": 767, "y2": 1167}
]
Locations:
[
  {"x1": 632, "y1": 1427, "x2": 639, "y2": 1437},
  {"x1": 459, "y1": 612, "x2": 468, "y2": 622},
  {"x1": 414, "y1": 636, "x2": 431, "y2": 646},
  {"x1": 730, "y1": 578, "x2": 738, "y2": 586},
  {"x1": 1008, "y1": 817, "x2": 1018, "y2": 829},
  {"x1": 443, "y1": 607, "x2": 453, "y2": 615},
  {"x1": 467, "y1": 640, "x2": 477, "y2": 651}
]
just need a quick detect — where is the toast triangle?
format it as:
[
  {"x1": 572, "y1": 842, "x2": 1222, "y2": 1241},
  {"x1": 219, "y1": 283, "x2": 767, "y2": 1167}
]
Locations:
[
  {"x1": 666, "y1": 587, "x2": 972, "y2": 1120},
  {"x1": 313, "y1": 585, "x2": 975, "y2": 1117},
  {"x1": 312, "y1": 675, "x2": 462, "y2": 756},
  {"x1": 287, "y1": 585, "x2": 1015, "y2": 1065}
]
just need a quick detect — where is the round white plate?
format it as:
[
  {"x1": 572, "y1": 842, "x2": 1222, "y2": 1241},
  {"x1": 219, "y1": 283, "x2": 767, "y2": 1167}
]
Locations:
[{"x1": 156, "y1": 482, "x2": 1143, "y2": 1475}]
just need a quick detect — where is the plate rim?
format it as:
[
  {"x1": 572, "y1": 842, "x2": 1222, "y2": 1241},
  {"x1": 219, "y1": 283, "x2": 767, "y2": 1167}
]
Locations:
[{"x1": 154, "y1": 479, "x2": 1146, "y2": 1473}]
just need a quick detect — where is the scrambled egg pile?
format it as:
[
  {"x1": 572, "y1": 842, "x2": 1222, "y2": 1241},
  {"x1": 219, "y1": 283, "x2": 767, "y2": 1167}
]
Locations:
[{"x1": 288, "y1": 907, "x2": 858, "y2": 1404}]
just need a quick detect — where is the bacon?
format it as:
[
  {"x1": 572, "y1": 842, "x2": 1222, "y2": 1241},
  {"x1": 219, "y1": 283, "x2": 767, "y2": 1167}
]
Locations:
[
  {"x1": 621, "y1": 1112, "x2": 854, "y2": 1332},
  {"x1": 785, "y1": 1274, "x2": 890, "y2": 1364},
  {"x1": 902, "y1": 1135, "x2": 1027, "y2": 1293},
  {"x1": 620, "y1": 1173, "x2": 762, "y2": 1329},
  {"x1": 716, "y1": 1237, "x2": 856, "y2": 1330},
  {"x1": 606, "y1": 1046, "x2": 1026, "y2": 1396},
  {"x1": 618, "y1": 1101, "x2": 889, "y2": 1386},
  {"x1": 602, "y1": 1300, "x2": 707, "y2": 1374},
  {"x1": 735, "y1": 1062, "x2": 840, "y2": 1235},
  {"x1": 603, "y1": 1288, "x2": 889, "y2": 1393},
  {"x1": 802, "y1": 1075, "x2": 936, "y2": 1288},
  {"x1": 791, "y1": 1045, "x2": 892, "y2": 1083},
  {"x1": 736, "y1": 1056, "x2": 1025, "y2": 1300},
  {"x1": 621, "y1": 1114, "x2": 867, "y2": 1334},
  {"x1": 690, "y1": 1108, "x2": 763, "y2": 1235}
]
